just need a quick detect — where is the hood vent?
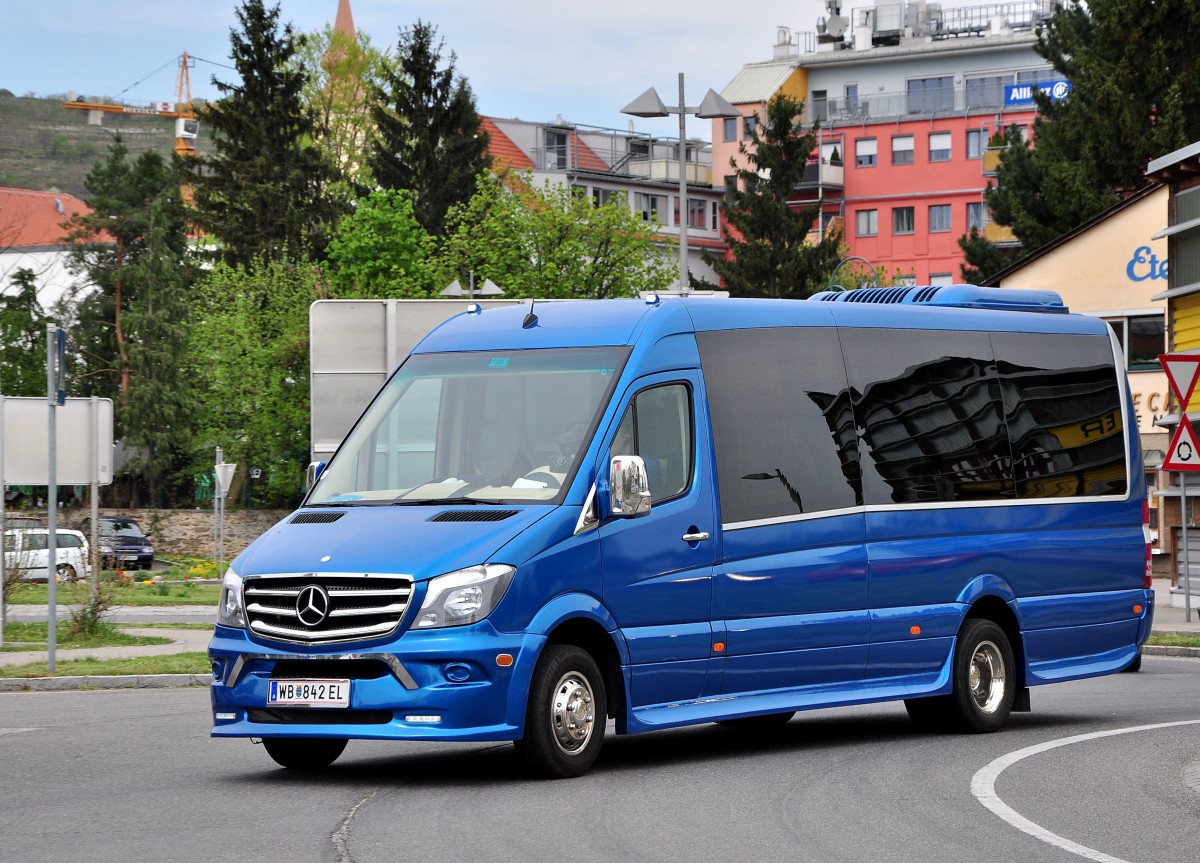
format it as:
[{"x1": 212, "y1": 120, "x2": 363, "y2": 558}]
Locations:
[
  {"x1": 430, "y1": 509, "x2": 520, "y2": 523},
  {"x1": 290, "y1": 511, "x2": 345, "y2": 525}
]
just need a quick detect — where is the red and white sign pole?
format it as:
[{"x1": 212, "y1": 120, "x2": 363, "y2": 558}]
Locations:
[{"x1": 1159, "y1": 353, "x2": 1200, "y2": 621}]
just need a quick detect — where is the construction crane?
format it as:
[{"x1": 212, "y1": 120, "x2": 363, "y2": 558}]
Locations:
[{"x1": 61, "y1": 53, "x2": 199, "y2": 158}]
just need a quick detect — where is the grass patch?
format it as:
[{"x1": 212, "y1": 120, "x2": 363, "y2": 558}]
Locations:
[
  {"x1": 1147, "y1": 633, "x2": 1200, "y2": 648},
  {"x1": 0, "y1": 652, "x2": 211, "y2": 679},
  {"x1": 0, "y1": 621, "x2": 171, "y2": 651},
  {"x1": 6, "y1": 580, "x2": 220, "y2": 606},
  {"x1": 122, "y1": 622, "x2": 214, "y2": 631}
]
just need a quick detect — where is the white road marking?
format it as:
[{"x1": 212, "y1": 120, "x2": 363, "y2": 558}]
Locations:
[
  {"x1": 0, "y1": 728, "x2": 38, "y2": 736},
  {"x1": 972, "y1": 719, "x2": 1200, "y2": 863}
]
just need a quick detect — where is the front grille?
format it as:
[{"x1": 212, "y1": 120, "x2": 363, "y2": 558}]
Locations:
[{"x1": 243, "y1": 573, "x2": 413, "y2": 645}]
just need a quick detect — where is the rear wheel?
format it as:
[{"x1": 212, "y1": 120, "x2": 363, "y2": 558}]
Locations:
[
  {"x1": 515, "y1": 644, "x2": 606, "y2": 779},
  {"x1": 1122, "y1": 648, "x2": 1143, "y2": 673},
  {"x1": 948, "y1": 619, "x2": 1015, "y2": 732},
  {"x1": 261, "y1": 737, "x2": 347, "y2": 770},
  {"x1": 56, "y1": 564, "x2": 77, "y2": 583}
]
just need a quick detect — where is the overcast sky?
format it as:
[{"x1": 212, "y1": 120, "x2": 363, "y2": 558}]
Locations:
[{"x1": 1, "y1": 0, "x2": 828, "y2": 140}]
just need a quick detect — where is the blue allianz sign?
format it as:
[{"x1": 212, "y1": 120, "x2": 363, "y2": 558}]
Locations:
[{"x1": 1004, "y1": 80, "x2": 1072, "y2": 106}]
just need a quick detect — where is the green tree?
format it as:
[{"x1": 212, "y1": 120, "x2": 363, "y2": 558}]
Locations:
[
  {"x1": 295, "y1": 23, "x2": 392, "y2": 202},
  {"x1": 436, "y1": 171, "x2": 675, "y2": 298},
  {"x1": 326, "y1": 188, "x2": 436, "y2": 297},
  {"x1": 703, "y1": 93, "x2": 842, "y2": 298},
  {"x1": 189, "y1": 257, "x2": 326, "y2": 508},
  {"x1": 0, "y1": 268, "x2": 48, "y2": 395},
  {"x1": 965, "y1": 0, "x2": 1200, "y2": 277},
  {"x1": 369, "y1": 21, "x2": 491, "y2": 236},
  {"x1": 65, "y1": 137, "x2": 194, "y2": 505},
  {"x1": 190, "y1": 0, "x2": 344, "y2": 265}
]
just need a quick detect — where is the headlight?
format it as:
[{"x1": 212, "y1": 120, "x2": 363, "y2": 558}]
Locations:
[
  {"x1": 144, "y1": 545, "x2": 154, "y2": 554},
  {"x1": 99, "y1": 544, "x2": 113, "y2": 554},
  {"x1": 415, "y1": 564, "x2": 515, "y2": 629},
  {"x1": 217, "y1": 567, "x2": 246, "y2": 628}
]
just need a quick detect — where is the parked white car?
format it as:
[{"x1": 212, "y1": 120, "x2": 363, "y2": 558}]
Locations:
[{"x1": 2, "y1": 528, "x2": 92, "y2": 583}]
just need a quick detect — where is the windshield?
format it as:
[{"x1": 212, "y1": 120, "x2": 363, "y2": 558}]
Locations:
[
  {"x1": 309, "y1": 347, "x2": 628, "y2": 505},
  {"x1": 103, "y1": 519, "x2": 145, "y2": 538}
]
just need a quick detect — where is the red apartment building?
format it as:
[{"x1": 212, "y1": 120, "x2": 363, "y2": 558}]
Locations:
[{"x1": 714, "y1": 0, "x2": 1065, "y2": 285}]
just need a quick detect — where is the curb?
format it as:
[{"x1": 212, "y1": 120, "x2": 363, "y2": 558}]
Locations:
[
  {"x1": 0, "y1": 673, "x2": 212, "y2": 693},
  {"x1": 1143, "y1": 645, "x2": 1200, "y2": 658}
]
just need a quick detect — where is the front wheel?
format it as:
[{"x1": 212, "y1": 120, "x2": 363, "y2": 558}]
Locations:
[
  {"x1": 948, "y1": 618, "x2": 1015, "y2": 732},
  {"x1": 56, "y1": 564, "x2": 77, "y2": 583},
  {"x1": 515, "y1": 644, "x2": 606, "y2": 779},
  {"x1": 261, "y1": 737, "x2": 347, "y2": 770}
]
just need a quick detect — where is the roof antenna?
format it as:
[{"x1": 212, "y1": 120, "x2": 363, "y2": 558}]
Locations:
[{"x1": 522, "y1": 298, "x2": 538, "y2": 329}]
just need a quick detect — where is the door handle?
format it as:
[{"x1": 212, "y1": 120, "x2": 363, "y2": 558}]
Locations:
[{"x1": 682, "y1": 531, "x2": 710, "y2": 542}]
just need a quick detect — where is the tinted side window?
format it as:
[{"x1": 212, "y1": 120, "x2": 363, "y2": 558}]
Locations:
[
  {"x1": 840, "y1": 329, "x2": 1010, "y2": 505},
  {"x1": 992, "y1": 332, "x2": 1127, "y2": 498},
  {"x1": 612, "y1": 383, "x2": 693, "y2": 502},
  {"x1": 698, "y1": 328, "x2": 859, "y2": 524}
]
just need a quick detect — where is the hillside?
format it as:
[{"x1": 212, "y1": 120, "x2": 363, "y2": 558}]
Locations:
[{"x1": 0, "y1": 90, "x2": 212, "y2": 200}]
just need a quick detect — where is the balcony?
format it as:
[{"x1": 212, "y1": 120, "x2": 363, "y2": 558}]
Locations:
[
  {"x1": 627, "y1": 159, "x2": 712, "y2": 186},
  {"x1": 984, "y1": 221, "x2": 1018, "y2": 244},
  {"x1": 982, "y1": 148, "x2": 1004, "y2": 175},
  {"x1": 794, "y1": 159, "x2": 845, "y2": 191}
]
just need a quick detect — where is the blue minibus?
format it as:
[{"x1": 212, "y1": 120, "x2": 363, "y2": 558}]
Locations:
[{"x1": 208, "y1": 286, "x2": 1154, "y2": 777}]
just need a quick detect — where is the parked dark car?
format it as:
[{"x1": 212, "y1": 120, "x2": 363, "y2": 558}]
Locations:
[{"x1": 77, "y1": 516, "x2": 155, "y2": 570}]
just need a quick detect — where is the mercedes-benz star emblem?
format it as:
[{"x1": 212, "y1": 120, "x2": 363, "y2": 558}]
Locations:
[{"x1": 296, "y1": 585, "x2": 331, "y2": 627}]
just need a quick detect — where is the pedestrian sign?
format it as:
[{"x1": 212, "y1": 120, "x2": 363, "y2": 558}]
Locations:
[
  {"x1": 1164, "y1": 413, "x2": 1200, "y2": 471},
  {"x1": 1160, "y1": 353, "x2": 1200, "y2": 410}
]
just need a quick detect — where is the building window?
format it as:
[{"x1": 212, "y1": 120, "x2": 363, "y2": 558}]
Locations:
[
  {"x1": 592, "y1": 187, "x2": 614, "y2": 207},
  {"x1": 966, "y1": 75, "x2": 1006, "y2": 110},
  {"x1": 711, "y1": 201, "x2": 719, "y2": 230},
  {"x1": 893, "y1": 206, "x2": 915, "y2": 235},
  {"x1": 544, "y1": 129, "x2": 569, "y2": 169},
  {"x1": 855, "y1": 138, "x2": 877, "y2": 168},
  {"x1": 683, "y1": 198, "x2": 707, "y2": 229},
  {"x1": 723, "y1": 174, "x2": 738, "y2": 203},
  {"x1": 967, "y1": 202, "x2": 983, "y2": 231},
  {"x1": 1127, "y1": 315, "x2": 1166, "y2": 370},
  {"x1": 812, "y1": 90, "x2": 829, "y2": 121},
  {"x1": 895, "y1": 274, "x2": 917, "y2": 287},
  {"x1": 929, "y1": 132, "x2": 952, "y2": 162},
  {"x1": 892, "y1": 135, "x2": 914, "y2": 165},
  {"x1": 930, "y1": 273, "x2": 954, "y2": 286},
  {"x1": 845, "y1": 83, "x2": 859, "y2": 115},
  {"x1": 723, "y1": 117, "x2": 738, "y2": 142},
  {"x1": 856, "y1": 209, "x2": 878, "y2": 237},
  {"x1": 907, "y1": 76, "x2": 954, "y2": 113},
  {"x1": 967, "y1": 129, "x2": 984, "y2": 160},
  {"x1": 929, "y1": 204, "x2": 951, "y2": 233},
  {"x1": 744, "y1": 116, "x2": 758, "y2": 139},
  {"x1": 635, "y1": 193, "x2": 663, "y2": 222}
]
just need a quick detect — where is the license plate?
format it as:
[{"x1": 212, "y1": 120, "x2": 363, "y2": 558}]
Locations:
[
  {"x1": 268, "y1": 678, "x2": 350, "y2": 708},
  {"x1": 121, "y1": 555, "x2": 139, "y2": 561}
]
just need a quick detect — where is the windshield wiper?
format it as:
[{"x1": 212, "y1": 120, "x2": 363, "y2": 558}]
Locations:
[
  {"x1": 303, "y1": 500, "x2": 391, "y2": 507},
  {"x1": 392, "y1": 496, "x2": 507, "y2": 506}
]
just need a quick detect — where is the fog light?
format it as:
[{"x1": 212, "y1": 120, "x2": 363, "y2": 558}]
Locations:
[
  {"x1": 211, "y1": 661, "x2": 224, "y2": 680},
  {"x1": 445, "y1": 663, "x2": 472, "y2": 682},
  {"x1": 215, "y1": 712, "x2": 237, "y2": 721},
  {"x1": 405, "y1": 714, "x2": 442, "y2": 724}
]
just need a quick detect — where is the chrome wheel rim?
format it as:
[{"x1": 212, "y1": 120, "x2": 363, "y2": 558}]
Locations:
[
  {"x1": 550, "y1": 671, "x2": 595, "y2": 755},
  {"x1": 969, "y1": 640, "x2": 1006, "y2": 715}
]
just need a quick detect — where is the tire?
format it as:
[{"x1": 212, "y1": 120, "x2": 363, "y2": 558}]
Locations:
[
  {"x1": 261, "y1": 737, "x2": 347, "y2": 770},
  {"x1": 1122, "y1": 648, "x2": 1143, "y2": 673},
  {"x1": 515, "y1": 644, "x2": 606, "y2": 779},
  {"x1": 947, "y1": 618, "x2": 1015, "y2": 733},
  {"x1": 716, "y1": 711, "x2": 796, "y2": 729},
  {"x1": 56, "y1": 564, "x2": 77, "y2": 583}
]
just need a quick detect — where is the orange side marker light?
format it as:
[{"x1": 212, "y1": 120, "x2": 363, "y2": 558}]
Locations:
[
  {"x1": 910, "y1": 625, "x2": 922, "y2": 636},
  {"x1": 495, "y1": 654, "x2": 514, "y2": 667},
  {"x1": 1133, "y1": 605, "x2": 1143, "y2": 615},
  {"x1": 713, "y1": 642, "x2": 726, "y2": 653}
]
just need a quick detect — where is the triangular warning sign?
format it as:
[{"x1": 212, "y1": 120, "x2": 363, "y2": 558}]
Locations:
[
  {"x1": 1164, "y1": 414, "x2": 1200, "y2": 471},
  {"x1": 1160, "y1": 353, "x2": 1200, "y2": 409}
]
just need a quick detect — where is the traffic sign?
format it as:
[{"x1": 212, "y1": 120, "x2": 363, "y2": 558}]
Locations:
[
  {"x1": 1164, "y1": 414, "x2": 1200, "y2": 471},
  {"x1": 1160, "y1": 353, "x2": 1200, "y2": 409}
]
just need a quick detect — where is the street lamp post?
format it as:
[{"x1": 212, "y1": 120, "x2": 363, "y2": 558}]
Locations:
[{"x1": 622, "y1": 74, "x2": 740, "y2": 295}]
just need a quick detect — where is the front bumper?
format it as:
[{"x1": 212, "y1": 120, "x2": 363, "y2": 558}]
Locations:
[{"x1": 208, "y1": 622, "x2": 543, "y2": 742}]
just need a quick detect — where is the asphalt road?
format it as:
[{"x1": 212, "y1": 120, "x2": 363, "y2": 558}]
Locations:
[{"x1": 1, "y1": 657, "x2": 1197, "y2": 863}]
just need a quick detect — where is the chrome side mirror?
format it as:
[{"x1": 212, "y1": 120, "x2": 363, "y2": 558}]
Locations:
[
  {"x1": 304, "y1": 461, "x2": 326, "y2": 492},
  {"x1": 609, "y1": 455, "x2": 651, "y2": 518}
]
